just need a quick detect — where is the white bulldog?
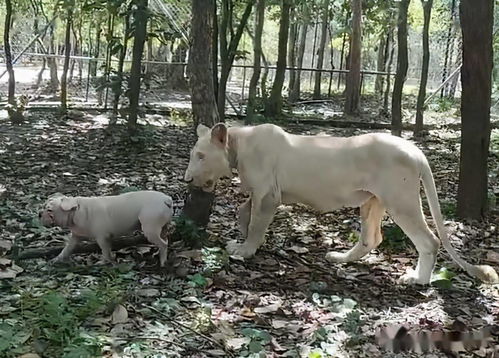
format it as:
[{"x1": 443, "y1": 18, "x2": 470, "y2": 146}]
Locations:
[
  {"x1": 184, "y1": 123, "x2": 498, "y2": 285},
  {"x1": 39, "y1": 191, "x2": 173, "y2": 266}
]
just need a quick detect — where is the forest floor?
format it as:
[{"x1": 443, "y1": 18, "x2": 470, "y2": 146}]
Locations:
[{"x1": 0, "y1": 101, "x2": 498, "y2": 358}]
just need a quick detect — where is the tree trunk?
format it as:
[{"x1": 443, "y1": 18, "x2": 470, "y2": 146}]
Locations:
[
  {"x1": 344, "y1": 0, "x2": 362, "y2": 115},
  {"x1": 212, "y1": 0, "x2": 219, "y2": 99},
  {"x1": 127, "y1": 0, "x2": 148, "y2": 132},
  {"x1": 48, "y1": 23, "x2": 59, "y2": 91},
  {"x1": 391, "y1": 0, "x2": 410, "y2": 136},
  {"x1": 167, "y1": 40, "x2": 188, "y2": 90},
  {"x1": 440, "y1": 0, "x2": 456, "y2": 98},
  {"x1": 4, "y1": 0, "x2": 15, "y2": 108},
  {"x1": 287, "y1": 9, "x2": 297, "y2": 98},
  {"x1": 264, "y1": 0, "x2": 291, "y2": 118},
  {"x1": 414, "y1": 0, "x2": 433, "y2": 136},
  {"x1": 383, "y1": 31, "x2": 395, "y2": 113},
  {"x1": 182, "y1": 0, "x2": 219, "y2": 228},
  {"x1": 90, "y1": 27, "x2": 101, "y2": 78},
  {"x1": 247, "y1": 0, "x2": 266, "y2": 122},
  {"x1": 189, "y1": 0, "x2": 219, "y2": 128},
  {"x1": 313, "y1": 0, "x2": 330, "y2": 99},
  {"x1": 374, "y1": 33, "x2": 387, "y2": 94},
  {"x1": 111, "y1": 11, "x2": 131, "y2": 121},
  {"x1": 217, "y1": 0, "x2": 254, "y2": 120},
  {"x1": 60, "y1": 6, "x2": 73, "y2": 114},
  {"x1": 457, "y1": 0, "x2": 494, "y2": 219},
  {"x1": 289, "y1": 8, "x2": 308, "y2": 103}
]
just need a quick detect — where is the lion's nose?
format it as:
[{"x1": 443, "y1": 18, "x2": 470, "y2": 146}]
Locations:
[
  {"x1": 184, "y1": 177, "x2": 193, "y2": 184},
  {"x1": 38, "y1": 212, "x2": 42, "y2": 218}
]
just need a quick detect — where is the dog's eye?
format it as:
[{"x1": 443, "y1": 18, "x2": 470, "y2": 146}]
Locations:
[{"x1": 197, "y1": 152, "x2": 205, "y2": 160}]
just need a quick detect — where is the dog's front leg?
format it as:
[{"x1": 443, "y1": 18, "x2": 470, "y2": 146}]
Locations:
[
  {"x1": 95, "y1": 235, "x2": 115, "y2": 263},
  {"x1": 238, "y1": 198, "x2": 251, "y2": 238},
  {"x1": 227, "y1": 191, "x2": 277, "y2": 258},
  {"x1": 53, "y1": 234, "x2": 81, "y2": 263}
]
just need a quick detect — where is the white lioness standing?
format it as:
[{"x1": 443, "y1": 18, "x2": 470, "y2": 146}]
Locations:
[{"x1": 184, "y1": 123, "x2": 498, "y2": 285}]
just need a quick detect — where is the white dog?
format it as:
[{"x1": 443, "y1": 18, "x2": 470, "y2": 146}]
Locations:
[
  {"x1": 40, "y1": 191, "x2": 173, "y2": 266},
  {"x1": 184, "y1": 123, "x2": 498, "y2": 285}
]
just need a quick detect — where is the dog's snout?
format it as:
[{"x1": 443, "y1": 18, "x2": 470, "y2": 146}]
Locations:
[
  {"x1": 38, "y1": 212, "x2": 42, "y2": 219},
  {"x1": 184, "y1": 177, "x2": 193, "y2": 184}
]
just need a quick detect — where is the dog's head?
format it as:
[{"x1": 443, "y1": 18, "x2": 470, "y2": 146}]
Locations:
[
  {"x1": 39, "y1": 193, "x2": 79, "y2": 228},
  {"x1": 183, "y1": 123, "x2": 232, "y2": 192}
]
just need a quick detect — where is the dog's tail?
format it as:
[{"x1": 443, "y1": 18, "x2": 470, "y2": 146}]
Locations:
[{"x1": 420, "y1": 160, "x2": 498, "y2": 283}]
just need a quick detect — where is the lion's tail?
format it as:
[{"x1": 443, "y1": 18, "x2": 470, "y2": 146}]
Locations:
[{"x1": 421, "y1": 160, "x2": 498, "y2": 283}]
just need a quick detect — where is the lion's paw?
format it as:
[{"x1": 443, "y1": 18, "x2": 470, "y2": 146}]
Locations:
[
  {"x1": 325, "y1": 251, "x2": 348, "y2": 263},
  {"x1": 226, "y1": 241, "x2": 256, "y2": 258},
  {"x1": 398, "y1": 268, "x2": 429, "y2": 285}
]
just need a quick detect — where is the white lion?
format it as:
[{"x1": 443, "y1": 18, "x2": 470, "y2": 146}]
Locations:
[{"x1": 184, "y1": 123, "x2": 498, "y2": 285}]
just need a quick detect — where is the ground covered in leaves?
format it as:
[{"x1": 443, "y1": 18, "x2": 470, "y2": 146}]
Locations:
[{"x1": 0, "y1": 107, "x2": 498, "y2": 358}]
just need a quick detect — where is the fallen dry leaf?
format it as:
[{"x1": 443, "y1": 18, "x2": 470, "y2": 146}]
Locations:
[{"x1": 111, "y1": 304, "x2": 129, "y2": 324}]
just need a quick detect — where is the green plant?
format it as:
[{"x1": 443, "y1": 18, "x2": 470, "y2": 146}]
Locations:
[
  {"x1": 380, "y1": 225, "x2": 409, "y2": 252},
  {"x1": 173, "y1": 215, "x2": 206, "y2": 247},
  {"x1": 240, "y1": 327, "x2": 272, "y2": 355}
]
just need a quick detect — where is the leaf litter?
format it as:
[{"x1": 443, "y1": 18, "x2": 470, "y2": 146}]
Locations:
[{"x1": 0, "y1": 110, "x2": 498, "y2": 357}]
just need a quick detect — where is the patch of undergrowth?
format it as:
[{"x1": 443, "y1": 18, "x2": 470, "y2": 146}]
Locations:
[
  {"x1": 0, "y1": 265, "x2": 135, "y2": 357},
  {"x1": 173, "y1": 215, "x2": 208, "y2": 248},
  {"x1": 440, "y1": 200, "x2": 457, "y2": 218},
  {"x1": 430, "y1": 97, "x2": 458, "y2": 113},
  {"x1": 380, "y1": 225, "x2": 409, "y2": 253}
]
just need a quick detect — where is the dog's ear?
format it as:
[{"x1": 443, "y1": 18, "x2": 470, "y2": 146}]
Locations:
[
  {"x1": 196, "y1": 124, "x2": 210, "y2": 137},
  {"x1": 49, "y1": 192, "x2": 65, "y2": 199},
  {"x1": 60, "y1": 197, "x2": 78, "y2": 211}
]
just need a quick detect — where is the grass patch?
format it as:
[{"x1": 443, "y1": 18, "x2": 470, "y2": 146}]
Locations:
[{"x1": 0, "y1": 266, "x2": 135, "y2": 357}]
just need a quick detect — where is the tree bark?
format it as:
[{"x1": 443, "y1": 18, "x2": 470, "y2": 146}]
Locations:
[
  {"x1": 457, "y1": 0, "x2": 494, "y2": 219},
  {"x1": 383, "y1": 31, "x2": 395, "y2": 113},
  {"x1": 264, "y1": 0, "x2": 291, "y2": 118},
  {"x1": 217, "y1": 0, "x2": 254, "y2": 120},
  {"x1": 48, "y1": 22, "x2": 59, "y2": 91},
  {"x1": 183, "y1": 0, "x2": 219, "y2": 228},
  {"x1": 167, "y1": 40, "x2": 188, "y2": 90},
  {"x1": 127, "y1": 0, "x2": 148, "y2": 132},
  {"x1": 189, "y1": 0, "x2": 219, "y2": 129},
  {"x1": 111, "y1": 10, "x2": 131, "y2": 121},
  {"x1": 287, "y1": 9, "x2": 297, "y2": 98},
  {"x1": 374, "y1": 33, "x2": 387, "y2": 94},
  {"x1": 391, "y1": 0, "x2": 410, "y2": 136},
  {"x1": 344, "y1": 0, "x2": 362, "y2": 115},
  {"x1": 414, "y1": 0, "x2": 433, "y2": 136},
  {"x1": 313, "y1": 0, "x2": 330, "y2": 99},
  {"x1": 4, "y1": 0, "x2": 15, "y2": 109},
  {"x1": 290, "y1": 8, "x2": 308, "y2": 102},
  {"x1": 60, "y1": 6, "x2": 73, "y2": 114},
  {"x1": 441, "y1": 0, "x2": 456, "y2": 98},
  {"x1": 247, "y1": 0, "x2": 266, "y2": 122}
]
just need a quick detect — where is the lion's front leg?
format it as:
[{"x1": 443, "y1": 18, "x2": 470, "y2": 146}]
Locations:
[
  {"x1": 227, "y1": 192, "x2": 277, "y2": 258},
  {"x1": 238, "y1": 198, "x2": 251, "y2": 238}
]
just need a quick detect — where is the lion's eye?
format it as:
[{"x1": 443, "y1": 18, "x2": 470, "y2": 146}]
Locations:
[{"x1": 197, "y1": 152, "x2": 205, "y2": 160}]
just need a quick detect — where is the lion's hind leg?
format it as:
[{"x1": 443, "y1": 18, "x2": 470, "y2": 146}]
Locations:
[{"x1": 326, "y1": 196, "x2": 385, "y2": 263}]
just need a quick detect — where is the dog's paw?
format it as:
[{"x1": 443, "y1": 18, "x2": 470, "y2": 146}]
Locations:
[
  {"x1": 325, "y1": 251, "x2": 349, "y2": 263},
  {"x1": 226, "y1": 241, "x2": 256, "y2": 259},
  {"x1": 50, "y1": 255, "x2": 69, "y2": 265},
  {"x1": 398, "y1": 268, "x2": 429, "y2": 285}
]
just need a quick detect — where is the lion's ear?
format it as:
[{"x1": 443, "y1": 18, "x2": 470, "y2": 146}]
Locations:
[
  {"x1": 211, "y1": 123, "x2": 228, "y2": 148},
  {"x1": 196, "y1": 124, "x2": 210, "y2": 137}
]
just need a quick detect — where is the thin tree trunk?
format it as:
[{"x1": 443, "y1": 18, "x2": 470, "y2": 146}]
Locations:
[
  {"x1": 167, "y1": 40, "x2": 188, "y2": 90},
  {"x1": 247, "y1": 0, "x2": 265, "y2": 122},
  {"x1": 127, "y1": 0, "x2": 148, "y2": 132},
  {"x1": 48, "y1": 23, "x2": 59, "y2": 91},
  {"x1": 414, "y1": 0, "x2": 433, "y2": 136},
  {"x1": 144, "y1": 19, "x2": 153, "y2": 90},
  {"x1": 383, "y1": 31, "x2": 394, "y2": 113},
  {"x1": 391, "y1": 0, "x2": 410, "y2": 136},
  {"x1": 289, "y1": 9, "x2": 308, "y2": 102},
  {"x1": 313, "y1": 0, "x2": 330, "y2": 99},
  {"x1": 374, "y1": 33, "x2": 387, "y2": 94},
  {"x1": 440, "y1": 0, "x2": 456, "y2": 98},
  {"x1": 4, "y1": 0, "x2": 15, "y2": 108},
  {"x1": 287, "y1": 9, "x2": 297, "y2": 98},
  {"x1": 60, "y1": 6, "x2": 73, "y2": 114},
  {"x1": 212, "y1": 0, "x2": 219, "y2": 99},
  {"x1": 344, "y1": 0, "x2": 362, "y2": 115},
  {"x1": 457, "y1": 0, "x2": 494, "y2": 219},
  {"x1": 217, "y1": 0, "x2": 253, "y2": 120},
  {"x1": 91, "y1": 27, "x2": 101, "y2": 78},
  {"x1": 264, "y1": 0, "x2": 291, "y2": 117},
  {"x1": 111, "y1": 11, "x2": 131, "y2": 121}
]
